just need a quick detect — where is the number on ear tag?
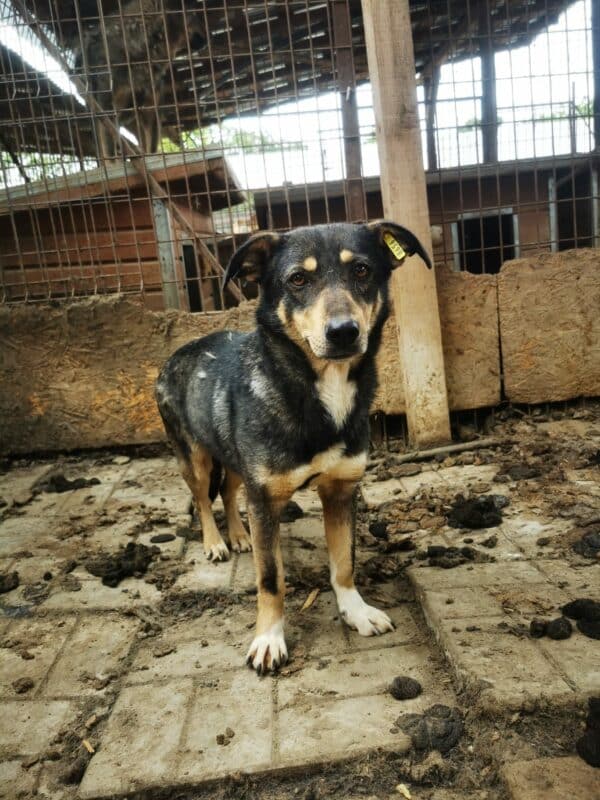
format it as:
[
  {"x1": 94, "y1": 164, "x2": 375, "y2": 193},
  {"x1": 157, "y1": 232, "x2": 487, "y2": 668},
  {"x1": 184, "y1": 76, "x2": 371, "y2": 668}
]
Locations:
[{"x1": 383, "y1": 232, "x2": 407, "y2": 261}]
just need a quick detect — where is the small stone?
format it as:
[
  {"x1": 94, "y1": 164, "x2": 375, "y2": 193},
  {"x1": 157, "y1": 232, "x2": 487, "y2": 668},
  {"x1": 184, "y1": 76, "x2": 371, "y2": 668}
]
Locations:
[
  {"x1": 536, "y1": 537, "x2": 551, "y2": 547},
  {"x1": 150, "y1": 533, "x2": 176, "y2": 544},
  {"x1": 389, "y1": 676, "x2": 422, "y2": 700},
  {"x1": 368, "y1": 520, "x2": 388, "y2": 539},
  {"x1": 113, "y1": 455, "x2": 131, "y2": 465},
  {"x1": 225, "y1": 727, "x2": 235, "y2": 739},
  {"x1": 546, "y1": 616, "x2": 572, "y2": 640},
  {"x1": 43, "y1": 571, "x2": 53, "y2": 581},
  {"x1": 481, "y1": 535, "x2": 497, "y2": 549},
  {"x1": 216, "y1": 733, "x2": 226, "y2": 745},
  {"x1": 21, "y1": 755, "x2": 39, "y2": 769},
  {"x1": 13, "y1": 676, "x2": 34, "y2": 694},
  {"x1": 529, "y1": 619, "x2": 547, "y2": 638},
  {"x1": 393, "y1": 463, "x2": 422, "y2": 477}
]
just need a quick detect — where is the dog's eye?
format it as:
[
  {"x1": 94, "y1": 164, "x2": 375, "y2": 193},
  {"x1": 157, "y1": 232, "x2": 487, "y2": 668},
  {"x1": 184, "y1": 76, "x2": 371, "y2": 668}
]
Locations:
[
  {"x1": 354, "y1": 263, "x2": 370, "y2": 280},
  {"x1": 289, "y1": 272, "x2": 307, "y2": 288}
]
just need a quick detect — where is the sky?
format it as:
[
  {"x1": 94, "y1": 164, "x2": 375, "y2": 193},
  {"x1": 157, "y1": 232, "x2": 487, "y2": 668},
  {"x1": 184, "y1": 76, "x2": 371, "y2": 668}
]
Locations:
[{"x1": 0, "y1": 0, "x2": 594, "y2": 190}]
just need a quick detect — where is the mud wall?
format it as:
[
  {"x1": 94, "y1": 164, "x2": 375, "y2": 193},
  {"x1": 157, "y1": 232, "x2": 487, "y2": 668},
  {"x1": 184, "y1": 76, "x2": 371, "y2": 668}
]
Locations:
[
  {"x1": 1, "y1": 248, "x2": 598, "y2": 455},
  {"x1": 499, "y1": 250, "x2": 600, "y2": 403}
]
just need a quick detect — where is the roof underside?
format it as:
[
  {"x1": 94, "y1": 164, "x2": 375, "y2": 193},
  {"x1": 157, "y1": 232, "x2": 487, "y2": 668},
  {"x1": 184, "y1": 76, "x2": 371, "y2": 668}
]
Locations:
[{"x1": 2, "y1": 0, "x2": 575, "y2": 157}]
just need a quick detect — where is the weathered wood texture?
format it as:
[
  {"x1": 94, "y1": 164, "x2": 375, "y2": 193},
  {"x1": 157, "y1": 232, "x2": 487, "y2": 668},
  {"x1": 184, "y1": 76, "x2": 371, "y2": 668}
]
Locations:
[
  {"x1": 375, "y1": 267, "x2": 501, "y2": 413},
  {"x1": 499, "y1": 250, "x2": 600, "y2": 403},
  {"x1": 362, "y1": 0, "x2": 451, "y2": 446}
]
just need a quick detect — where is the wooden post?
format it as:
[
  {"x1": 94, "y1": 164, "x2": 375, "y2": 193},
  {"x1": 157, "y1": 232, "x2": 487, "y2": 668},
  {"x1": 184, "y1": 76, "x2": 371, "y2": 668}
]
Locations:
[
  {"x1": 423, "y1": 64, "x2": 440, "y2": 171},
  {"x1": 479, "y1": 1, "x2": 498, "y2": 163},
  {"x1": 361, "y1": 0, "x2": 451, "y2": 446},
  {"x1": 592, "y1": 0, "x2": 600, "y2": 150},
  {"x1": 332, "y1": 0, "x2": 367, "y2": 221}
]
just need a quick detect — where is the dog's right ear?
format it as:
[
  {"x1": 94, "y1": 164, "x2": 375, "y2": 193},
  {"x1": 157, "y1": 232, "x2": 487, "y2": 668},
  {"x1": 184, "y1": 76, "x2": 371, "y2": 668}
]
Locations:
[{"x1": 222, "y1": 231, "x2": 282, "y2": 288}]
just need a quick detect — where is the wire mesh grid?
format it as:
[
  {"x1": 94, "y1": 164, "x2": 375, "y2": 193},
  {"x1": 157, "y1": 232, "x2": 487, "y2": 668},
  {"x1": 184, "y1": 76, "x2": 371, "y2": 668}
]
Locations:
[{"x1": 0, "y1": 0, "x2": 597, "y2": 310}]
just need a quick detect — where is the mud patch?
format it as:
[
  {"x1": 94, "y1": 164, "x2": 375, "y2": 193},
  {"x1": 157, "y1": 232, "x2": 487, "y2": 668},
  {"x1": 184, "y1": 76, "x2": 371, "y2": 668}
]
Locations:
[
  {"x1": 447, "y1": 495, "x2": 508, "y2": 529},
  {"x1": 0, "y1": 571, "x2": 19, "y2": 594},
  {"x1": 35, "y1": 473, "x2": 101, "y2": 494},
  {"x1": 396, "y1": 704, "x2": 463, "y2": 754},
  {"x1": 85, "y1": 542, "x2": 157, "y2": 587},
  {"x1": 159, "y1": 589, "x2": 243, "y2": 620}
]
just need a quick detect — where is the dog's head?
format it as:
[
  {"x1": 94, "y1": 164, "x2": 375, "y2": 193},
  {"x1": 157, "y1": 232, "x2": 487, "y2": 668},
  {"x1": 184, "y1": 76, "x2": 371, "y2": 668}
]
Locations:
[{"x1": 224, "y1": 222, "x2": 431, "y2": 362}]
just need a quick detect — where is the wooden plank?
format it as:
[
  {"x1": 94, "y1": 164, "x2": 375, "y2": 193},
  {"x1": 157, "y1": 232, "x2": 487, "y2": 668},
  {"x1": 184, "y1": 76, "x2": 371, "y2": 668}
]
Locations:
[{"x1": 361, "y1": 0, "x2": 451, "y2": 446}]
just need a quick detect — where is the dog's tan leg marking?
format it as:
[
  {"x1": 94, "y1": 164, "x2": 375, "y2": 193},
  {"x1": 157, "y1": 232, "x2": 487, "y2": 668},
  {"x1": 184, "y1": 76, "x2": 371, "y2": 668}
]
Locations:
[
  {"x1": 245, "y1": 492, "x2": 289, "y2": 674},
  {"x1": 319, "y1": 478, "x2": 394, "y2": 637},
  {"x1": 180, "y1": 443, "x2": 229, "y2": 562},
  {"x1": 221, "y1": 470, "x2": 252, "y2": 553}
]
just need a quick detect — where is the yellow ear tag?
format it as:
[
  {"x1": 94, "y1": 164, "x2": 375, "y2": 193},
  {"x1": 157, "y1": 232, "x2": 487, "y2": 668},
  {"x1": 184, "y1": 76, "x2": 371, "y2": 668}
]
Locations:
[{"x1": 383, "y1": 232, "x2": 407, "y2": 261}]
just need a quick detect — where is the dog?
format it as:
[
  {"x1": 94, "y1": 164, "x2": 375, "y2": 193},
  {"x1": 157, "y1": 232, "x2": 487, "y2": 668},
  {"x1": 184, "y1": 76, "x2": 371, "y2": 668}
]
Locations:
[{"x1": 155, "y1": 221, "x2": 431, "y2": 674}]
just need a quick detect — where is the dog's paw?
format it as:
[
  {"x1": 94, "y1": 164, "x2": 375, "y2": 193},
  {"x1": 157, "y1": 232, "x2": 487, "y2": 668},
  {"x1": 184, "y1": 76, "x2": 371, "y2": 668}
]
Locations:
[
  {"x1": 246, "y1": 622, "x2": 288, "y2": 674},
  {"x1": 230, "y1": 529, "x2": 252, "y2": 553},
  {"x1": 205, "y1": 540, "x2": 230, "y2": 562},
  {"x1": 337, "y1": 589, "x2": 395, "y2": 637}
]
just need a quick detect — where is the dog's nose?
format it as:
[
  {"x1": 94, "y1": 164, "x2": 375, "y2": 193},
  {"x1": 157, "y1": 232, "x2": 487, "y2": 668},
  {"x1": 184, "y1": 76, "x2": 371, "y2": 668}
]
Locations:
[{"x1": 325, "y1": 318, "x2": 360, "y2": 348}]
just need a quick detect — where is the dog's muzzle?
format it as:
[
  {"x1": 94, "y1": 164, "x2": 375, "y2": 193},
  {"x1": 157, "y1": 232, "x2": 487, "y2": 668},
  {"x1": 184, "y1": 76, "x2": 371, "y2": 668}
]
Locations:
[{"x1": 324, "y1": 317, "x2": 361, "y2": 358}]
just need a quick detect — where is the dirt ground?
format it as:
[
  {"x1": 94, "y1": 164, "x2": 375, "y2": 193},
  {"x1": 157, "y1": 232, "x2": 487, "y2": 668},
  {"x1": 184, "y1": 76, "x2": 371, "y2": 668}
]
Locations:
[{"x1": 0, "y1": 401, "x2": 599, "y2": 800}]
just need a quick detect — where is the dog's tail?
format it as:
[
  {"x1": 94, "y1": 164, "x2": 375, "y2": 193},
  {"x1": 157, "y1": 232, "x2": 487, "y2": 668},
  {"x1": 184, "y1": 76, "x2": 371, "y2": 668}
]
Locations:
[{"x1": 209, "y1": 458, "x2": 223, "y2": 502}]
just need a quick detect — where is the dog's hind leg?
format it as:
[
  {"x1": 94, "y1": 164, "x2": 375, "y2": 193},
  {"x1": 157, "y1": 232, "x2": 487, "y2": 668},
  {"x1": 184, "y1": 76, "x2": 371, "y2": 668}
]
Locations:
[
  {"x1": 180, "y1": 443, "x2": 229, "y2": 562},
  {"x1": 221, "y1": 470, "x2": 252, "y2": 553},
  {"x1": 319, "y1": 479, "x2": 394, "y2": 636}
]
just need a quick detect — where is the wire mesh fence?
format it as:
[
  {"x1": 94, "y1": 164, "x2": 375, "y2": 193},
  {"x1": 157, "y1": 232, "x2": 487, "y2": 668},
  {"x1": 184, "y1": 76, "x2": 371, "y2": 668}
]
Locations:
[{"x1": 0, "y1": 0, "x2": 597, "y2": 310}]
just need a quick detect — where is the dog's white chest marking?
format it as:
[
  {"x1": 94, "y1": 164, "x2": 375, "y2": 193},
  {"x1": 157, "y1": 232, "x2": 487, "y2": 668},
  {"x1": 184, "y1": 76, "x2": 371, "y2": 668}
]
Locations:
[{"x1": 316, "y1": 363, "x2": 356, "y2": 429}]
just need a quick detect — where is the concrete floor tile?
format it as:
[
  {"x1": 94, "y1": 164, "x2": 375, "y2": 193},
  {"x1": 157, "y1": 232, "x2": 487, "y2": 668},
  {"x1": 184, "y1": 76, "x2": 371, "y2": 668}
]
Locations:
[
  {"x1": 437, "y1": 616, "x2": 574, "y2": 710},
  {"x1": 0, "y1": 465, "x2": 53, "y2": 506},
  {"x1": 0, "y1": 759, "x2": 40, "y2": 798},
  {"x1": 0, "y1": 517, "x2": 60, "y2": 558},
  {"x1": 42, "y1": 576, "x2": 161, "y2": 610},
  {"x1": 78, "y1": 679, "x2": 193, "y2": 798},
  {"x1": 535, "y1": 560, "x2": 599, "y2": 593},
  {"x1": 278, "y1": 643, "x2": 447, "y2": 708},
  {"x1": 277, "y1": 693, "x2": 411, "y2": 766},
  {"x1": 44, "y1": 614, "x2": 138, "y2": 697},
  {"x1": 179, "y1": 671, "x2": 272, "y2": 782},
  {"x1": 435, "y1": 464, "x2": 500, "y2": 490},
  {"x1": 231, "y1": 552, "x2": 257, "y2": 593},
  {"x1": 408, "y1": 560, "x2": 548, "y2": 592},
  {"x1": 0, "y1": 617, "x2": 76, "y2": 697},
  {"x1": 539, "y1": 633, "x2": 600, "y2": 694},
  {"x1": 286, "y1": 590, "x2": 348, "y2": 659},
  {"x1": 418, "y1": 586, "x2": 505, "y2": 622},
  {"x1": 399, "y1": 470, "x2": 447, "y2": 495},
  {"x1": 502, "y1": 756, "x2": 600, "y2": 800},
  {"x1": 6, "y1": 554, "x2": 66, "y2": 585},
  {"x1": 360, "y1": 479, "x2": 405, "y2": 508},
  {"x1": 175, "y1": 543, "x2": 233, "y2": 591},
  {"x1": 284, "y1": 516, "x2": 325, "y2": 544},
  {"x1": 0, "y1": 700, "x2": 73, "y2": 757}
]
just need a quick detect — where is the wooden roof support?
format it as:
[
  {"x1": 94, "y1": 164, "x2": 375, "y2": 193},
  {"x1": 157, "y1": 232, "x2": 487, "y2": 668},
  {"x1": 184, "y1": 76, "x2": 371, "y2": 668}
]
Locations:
[
  {"x1": 480, "y1": 1, "x2": 499, "y2": 163},
  {"x1": 593, "y1": 0, "x2": 600, "y2": 151},
  {"x1": 361, "y1": 0, "x2": 451, "y2": 446},
  {"x1": 332, "y1": 0, "x2": 367, "y2": 222}
]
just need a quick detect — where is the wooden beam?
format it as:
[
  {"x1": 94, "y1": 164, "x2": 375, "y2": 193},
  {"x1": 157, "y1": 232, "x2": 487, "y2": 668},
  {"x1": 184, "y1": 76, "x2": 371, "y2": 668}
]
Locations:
[
  {"x1": 361, "y1": 0, "x2": 451, "y2": 446},
  {"x1": 593, "y1": 0, "x2": 600, "y2": 150},
  {"x1": 479, "y1": 1, "x2": 498, "y2": 163},
  {"x1": 423, "y1": 65, "x2": 440, "y2": 171},
  {"x1": 332, "y1": 0, "x2": 367, "y2": 222}
]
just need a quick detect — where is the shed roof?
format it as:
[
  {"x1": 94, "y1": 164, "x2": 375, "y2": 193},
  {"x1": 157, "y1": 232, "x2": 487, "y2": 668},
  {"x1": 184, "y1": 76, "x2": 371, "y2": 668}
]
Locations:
[
  {"x1": 4, "y1": 1, "x2": 575, "y2": 156},
  {"x1": 0, "y1": 148, "x2": 245, "y2": 214}
]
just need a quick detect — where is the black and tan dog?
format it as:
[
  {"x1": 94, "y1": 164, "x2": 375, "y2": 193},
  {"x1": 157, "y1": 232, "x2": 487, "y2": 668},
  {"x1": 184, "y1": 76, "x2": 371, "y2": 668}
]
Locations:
[{"x1": 156, "y1": 222, "x2": 431, "y2": 674}]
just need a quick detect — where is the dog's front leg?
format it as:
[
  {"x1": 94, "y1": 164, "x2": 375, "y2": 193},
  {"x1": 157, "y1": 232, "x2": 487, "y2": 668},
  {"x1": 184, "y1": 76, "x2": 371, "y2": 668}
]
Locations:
[
  {"x1": 319, "y1": 479, "x2": 394, "y2": 636},
  {"x1": 245, "y1": 492, "x2": 288, "y2": 674}
]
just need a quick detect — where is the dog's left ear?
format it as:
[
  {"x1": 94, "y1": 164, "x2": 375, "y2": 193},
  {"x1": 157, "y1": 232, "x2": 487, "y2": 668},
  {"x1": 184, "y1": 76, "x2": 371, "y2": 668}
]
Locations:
[
  {"x1": 223, "y1": 231, "x2": 282, "y2": 288},
  {"x1": 367, "y1": 221, "x2": 432, "y2": 270}
]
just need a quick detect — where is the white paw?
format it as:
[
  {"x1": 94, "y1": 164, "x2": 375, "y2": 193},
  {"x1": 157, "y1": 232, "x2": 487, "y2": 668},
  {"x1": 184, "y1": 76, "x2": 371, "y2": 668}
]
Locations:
[
  {"x1": 230, "y1": 530, "x2": 252, "y2": 553},
  {"x1": 246, "y1": 621, "x2": 288, "y2": 674},
  {"x1": 205, "y1": 540, "x2": 230, "y2": 562},
  {"x1": 336, "y1": 587, "x2": 395, "y2": 637}
]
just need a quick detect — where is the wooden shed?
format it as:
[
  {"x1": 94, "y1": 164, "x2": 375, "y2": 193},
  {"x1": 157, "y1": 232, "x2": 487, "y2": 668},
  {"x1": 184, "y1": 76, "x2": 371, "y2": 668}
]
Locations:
[
  {"x1": 254, "y1": 153, "x2": 600, "y2": 274},
  {"x1": 0, "y1": 150, "x2": 245, "y2": 310}
]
